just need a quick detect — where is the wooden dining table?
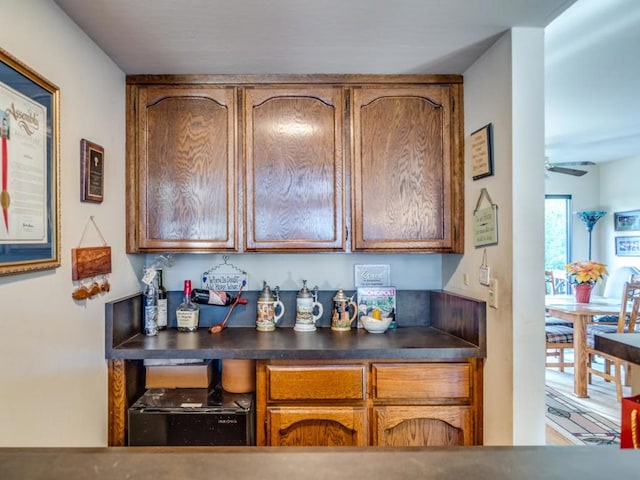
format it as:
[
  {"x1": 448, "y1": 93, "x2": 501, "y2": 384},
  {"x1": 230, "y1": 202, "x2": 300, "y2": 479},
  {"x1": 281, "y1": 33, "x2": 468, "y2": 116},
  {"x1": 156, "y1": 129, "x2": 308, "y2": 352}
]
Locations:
[{"x1": 545, "y1": 295, "x2": 621, "y2": 398}]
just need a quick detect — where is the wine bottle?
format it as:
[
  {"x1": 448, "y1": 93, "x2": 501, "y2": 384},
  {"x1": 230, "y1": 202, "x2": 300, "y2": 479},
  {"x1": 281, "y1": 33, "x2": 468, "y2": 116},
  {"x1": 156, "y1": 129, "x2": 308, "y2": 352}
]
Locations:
[
  {"x1": 156, "y1": 269, "x2": 168, "y2": 330},
  {"x1": 191, "y1": 288, "x2": 246, "y2": 306},
  {"x1": 142, "y1": 270, "x2": 159, "y2": 336},
  {"x1": 176, "y1": 280, "x2": 199, "y2": 332}
]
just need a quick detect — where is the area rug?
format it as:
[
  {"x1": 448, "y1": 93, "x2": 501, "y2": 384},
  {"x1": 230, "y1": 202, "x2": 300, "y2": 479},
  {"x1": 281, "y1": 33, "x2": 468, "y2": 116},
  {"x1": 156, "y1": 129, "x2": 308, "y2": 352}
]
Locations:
[{"x1": 545, "y1": 386, "x2": 620, "y2": 445}]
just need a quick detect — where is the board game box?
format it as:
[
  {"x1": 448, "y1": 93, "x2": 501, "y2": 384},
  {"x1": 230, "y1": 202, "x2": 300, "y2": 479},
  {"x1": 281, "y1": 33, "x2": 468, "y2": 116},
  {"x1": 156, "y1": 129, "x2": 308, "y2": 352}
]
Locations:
[{"x1": 356, "y1": 286, "x2": 396, "y2": 329}]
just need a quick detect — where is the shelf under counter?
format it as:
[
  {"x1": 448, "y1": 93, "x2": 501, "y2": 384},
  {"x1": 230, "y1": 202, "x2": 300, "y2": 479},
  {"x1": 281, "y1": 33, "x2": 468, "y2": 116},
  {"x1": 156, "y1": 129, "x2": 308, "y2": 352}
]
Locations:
[{"x1": 108, "y1": 326, "x2": 483, "y2": 361}]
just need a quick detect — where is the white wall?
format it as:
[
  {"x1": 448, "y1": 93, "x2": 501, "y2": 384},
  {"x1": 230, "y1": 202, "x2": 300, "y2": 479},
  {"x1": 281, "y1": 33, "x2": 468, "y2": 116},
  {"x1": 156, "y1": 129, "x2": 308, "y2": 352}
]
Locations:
[
  {"x1": 510, "y1": 28, "x2": 546, "y2": 445},
  {"x1": 0, "y1": 0, "x2": 142, "y2": 447},
  {"x1": 545, "y1": 164, "x2": 604, "y2": 264},
  {"x1": 600, "y1": 156, "x2": 640, "y2": 273},
  {"x1": 153, "y1": 253, "x2": 443, "y2": 293},
  {"x1": 445, "y1": 28, "x2": 546, "y2": 445}
]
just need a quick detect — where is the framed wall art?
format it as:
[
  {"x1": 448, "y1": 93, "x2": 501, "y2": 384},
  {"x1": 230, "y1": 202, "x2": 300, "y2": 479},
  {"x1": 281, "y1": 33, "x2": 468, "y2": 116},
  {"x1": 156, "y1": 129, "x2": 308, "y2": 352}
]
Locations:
[
  {"x1": 81, "y1": 139, "x2": 104, "y2": 203},
  {"x1": 615, "y1": 236, "x2": 640, "y2": 257},
  {"x1": 0, "y1": 47, "x2": 60, "y2": 276},
  {"x1": 614, "y1": 210, "x2": 640, "y2": 232},
  {"x1": 470, "y1": 123, "x2": 494, "y2": 180}
]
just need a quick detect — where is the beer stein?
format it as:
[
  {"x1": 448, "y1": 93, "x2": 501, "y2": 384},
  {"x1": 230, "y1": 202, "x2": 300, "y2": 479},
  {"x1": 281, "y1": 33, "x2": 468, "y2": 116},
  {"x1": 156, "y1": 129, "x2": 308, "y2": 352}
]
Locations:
[
  {"x1": 294, "y1": 280, "x2": 323, "y2": 332},
  {"x1": 256, "y1": 281, "x2": 285, "y2": 332},
  {"x1": 331, "y1": 288, "x2": 358, "y2": 331}
]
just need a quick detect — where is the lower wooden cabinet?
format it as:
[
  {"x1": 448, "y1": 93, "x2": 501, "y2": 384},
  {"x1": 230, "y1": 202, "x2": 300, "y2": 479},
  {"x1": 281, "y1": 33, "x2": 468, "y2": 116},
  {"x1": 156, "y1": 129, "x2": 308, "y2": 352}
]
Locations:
[
  {"x1": 372, "y1": 405, "x2": 473, "y2": 446},
  {"x1": 256, "y1": 359, "x2": 482, "y2": 446},
  {"x1": 266, "y1": 406, "x2": 367, "y2": 446}
]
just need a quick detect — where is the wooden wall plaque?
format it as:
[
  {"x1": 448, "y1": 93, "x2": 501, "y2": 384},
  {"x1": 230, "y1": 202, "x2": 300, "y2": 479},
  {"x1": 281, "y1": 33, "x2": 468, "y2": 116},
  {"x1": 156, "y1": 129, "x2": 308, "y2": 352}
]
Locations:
[{"x1": 71, "y1": 246, "x2": 112, "y2": 280}]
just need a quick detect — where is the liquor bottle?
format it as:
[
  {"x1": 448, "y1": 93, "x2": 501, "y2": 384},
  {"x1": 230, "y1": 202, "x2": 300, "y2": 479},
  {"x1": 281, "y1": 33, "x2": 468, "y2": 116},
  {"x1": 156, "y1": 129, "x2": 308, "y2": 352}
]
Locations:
[
  {"x1": 176, "y1": 280, "x2": 199, "y2": 332},
  {"x1": 156, "y1": 269, "x2": 168, "y2": 330},
  {"x1": 143, "y1": 271, "x2": 159, "y2": 336},
  {"x1": 191, "y1": 288, "x2": 247, "y2": 306}
]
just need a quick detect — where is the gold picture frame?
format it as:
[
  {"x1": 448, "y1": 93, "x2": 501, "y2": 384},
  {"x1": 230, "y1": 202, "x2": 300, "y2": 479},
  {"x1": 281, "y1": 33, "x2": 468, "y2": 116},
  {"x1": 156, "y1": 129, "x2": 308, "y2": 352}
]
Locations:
[
  {"x1": 0, "y1": 47, "x2": 60, "y2": 276},
  {"x1": 81, "y1": 139, "x2": 104, "y2": 203}
]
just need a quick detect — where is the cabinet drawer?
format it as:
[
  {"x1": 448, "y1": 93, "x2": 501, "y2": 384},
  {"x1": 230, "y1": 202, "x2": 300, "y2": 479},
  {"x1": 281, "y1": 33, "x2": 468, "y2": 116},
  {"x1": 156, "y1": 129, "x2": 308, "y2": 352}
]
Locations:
[
  {"x1": 373, "y1": 363, "x2": 470, "y2": 400},
  {"x1": 266, "y1": 365, "x2": 366, "y2": 401}
]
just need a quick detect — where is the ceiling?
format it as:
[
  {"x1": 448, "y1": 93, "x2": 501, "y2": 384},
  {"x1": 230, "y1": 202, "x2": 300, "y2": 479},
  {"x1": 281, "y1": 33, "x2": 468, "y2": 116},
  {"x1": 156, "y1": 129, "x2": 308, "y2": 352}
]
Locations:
[
  {"x1": 545, "y1": 0, "x2": 640, "y2": 165},
  {"x1": 53, "y1": 0, "x2": 639, "y2": 165}
]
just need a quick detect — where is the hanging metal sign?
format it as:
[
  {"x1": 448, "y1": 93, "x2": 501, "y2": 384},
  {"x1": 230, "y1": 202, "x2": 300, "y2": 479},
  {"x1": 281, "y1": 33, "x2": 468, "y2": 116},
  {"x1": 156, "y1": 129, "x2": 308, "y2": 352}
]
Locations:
[{"x1": 473, "y1": 188, "x2": 498, "y2": 247}]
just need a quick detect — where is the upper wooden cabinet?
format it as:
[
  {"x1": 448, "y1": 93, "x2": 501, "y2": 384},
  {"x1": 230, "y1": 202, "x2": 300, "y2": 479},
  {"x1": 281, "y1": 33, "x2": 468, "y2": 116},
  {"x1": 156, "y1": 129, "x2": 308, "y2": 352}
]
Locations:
[
  {"x1": 351, "y1": 85, "x2": 463, "y2": 252},
  {"x1": 126, "y1": 84, "x2": 237, "y2": 252},
  {"x1": 126, "y1": 75, "x2": 463, "y2": 254},
  {"x1": 242, "y1": 86, "x2": 345, "y2": 251}
]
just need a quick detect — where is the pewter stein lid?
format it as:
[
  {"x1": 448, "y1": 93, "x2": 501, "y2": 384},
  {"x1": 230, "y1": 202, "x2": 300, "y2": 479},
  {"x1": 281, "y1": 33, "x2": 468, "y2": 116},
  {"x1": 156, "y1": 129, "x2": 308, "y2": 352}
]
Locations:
[
  {"x1": 297, "y1": 280, "x2": 312, "y2": 299},
  {"x1": 258, "y1": 281, "x2": 275, "y2": 302},
  {"x1": 333, "y1": 288, "x2": 349, "y2": 302}
]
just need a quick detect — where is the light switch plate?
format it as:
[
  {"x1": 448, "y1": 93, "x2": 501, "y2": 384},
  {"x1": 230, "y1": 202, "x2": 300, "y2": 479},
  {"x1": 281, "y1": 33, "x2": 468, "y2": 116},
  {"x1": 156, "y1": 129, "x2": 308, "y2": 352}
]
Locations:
[{"x1": 489, "y1": 279, "x2": 498, "y2": 308}]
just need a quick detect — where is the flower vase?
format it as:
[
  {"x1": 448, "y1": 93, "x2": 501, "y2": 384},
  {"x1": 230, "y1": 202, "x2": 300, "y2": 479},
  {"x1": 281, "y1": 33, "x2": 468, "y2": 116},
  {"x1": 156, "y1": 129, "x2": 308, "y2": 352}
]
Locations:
[{"x1": 574, "y1": 283, "x2": 592, "y2": 303}]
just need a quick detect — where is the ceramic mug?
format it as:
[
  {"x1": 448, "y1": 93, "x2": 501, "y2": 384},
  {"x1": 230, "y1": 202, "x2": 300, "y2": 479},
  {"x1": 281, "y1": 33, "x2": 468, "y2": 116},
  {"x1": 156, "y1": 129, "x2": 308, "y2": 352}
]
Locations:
[
  {"x1": 331, "y1": 298, "x2": 358, "y2": 331},
  {"x1": 294, "y1": 296, "x2": 323, "y2": 332},
  {"x1": 256, "y1": 297, "x2": 285, "y2": 332}
]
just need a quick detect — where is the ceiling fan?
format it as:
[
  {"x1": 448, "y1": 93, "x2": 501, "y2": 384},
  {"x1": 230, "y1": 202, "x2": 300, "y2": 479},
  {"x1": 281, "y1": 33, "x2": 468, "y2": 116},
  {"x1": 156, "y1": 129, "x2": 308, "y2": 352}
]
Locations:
[{"x1": 544, "y1": 159, "x2": 596, "y2": 177}]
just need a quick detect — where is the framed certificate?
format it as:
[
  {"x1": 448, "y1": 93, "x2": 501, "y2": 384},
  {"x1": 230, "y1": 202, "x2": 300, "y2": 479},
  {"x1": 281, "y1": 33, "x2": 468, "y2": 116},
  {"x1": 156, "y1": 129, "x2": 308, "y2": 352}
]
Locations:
[{"x1": 0, "y1": 47, "x2": 60, "y2": 276}]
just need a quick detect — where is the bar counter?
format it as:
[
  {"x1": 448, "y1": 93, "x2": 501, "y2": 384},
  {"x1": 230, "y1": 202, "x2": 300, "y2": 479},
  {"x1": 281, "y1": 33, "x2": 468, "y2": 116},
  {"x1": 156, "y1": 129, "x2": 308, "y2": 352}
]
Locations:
[
  {"x1": 105, "y1": 290, "x2": 487, "y2": 361},
  {"x1": 107, "y1": 326, "x2": 482, "y2": 360},
  {"x1": 1, "y1": 446, "x2": 638, "y2": 480},
  {"x1": 595, "y1": 333, "x2": 640, "y2": 365}
]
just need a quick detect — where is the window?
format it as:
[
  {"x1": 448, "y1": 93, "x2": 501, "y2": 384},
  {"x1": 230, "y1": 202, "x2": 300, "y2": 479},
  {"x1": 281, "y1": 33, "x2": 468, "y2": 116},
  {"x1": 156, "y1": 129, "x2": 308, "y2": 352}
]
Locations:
[{"x1": 545, "y1": 195, "x2": 572, "y2": 293}]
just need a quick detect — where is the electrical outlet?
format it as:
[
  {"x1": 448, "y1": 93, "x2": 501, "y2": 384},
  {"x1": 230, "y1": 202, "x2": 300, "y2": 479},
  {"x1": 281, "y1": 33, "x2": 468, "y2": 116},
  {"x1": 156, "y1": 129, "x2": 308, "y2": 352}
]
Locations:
[{"x1": 488, "y1": 279, "x2": 498, "y2": 309}]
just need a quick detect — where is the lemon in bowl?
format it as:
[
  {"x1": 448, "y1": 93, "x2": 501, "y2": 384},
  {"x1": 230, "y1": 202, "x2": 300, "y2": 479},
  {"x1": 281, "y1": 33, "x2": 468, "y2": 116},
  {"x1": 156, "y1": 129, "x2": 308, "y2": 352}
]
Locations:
[{"x1": 361, "y1": 315, "x2": 392, "y2": 333}]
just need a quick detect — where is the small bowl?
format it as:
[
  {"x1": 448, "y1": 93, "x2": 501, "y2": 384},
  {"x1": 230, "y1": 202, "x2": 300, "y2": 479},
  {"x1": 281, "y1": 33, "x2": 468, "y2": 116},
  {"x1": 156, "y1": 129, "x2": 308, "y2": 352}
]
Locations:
[{"x1": 361, "y1": 315, "x2": 392, "y2": 333}]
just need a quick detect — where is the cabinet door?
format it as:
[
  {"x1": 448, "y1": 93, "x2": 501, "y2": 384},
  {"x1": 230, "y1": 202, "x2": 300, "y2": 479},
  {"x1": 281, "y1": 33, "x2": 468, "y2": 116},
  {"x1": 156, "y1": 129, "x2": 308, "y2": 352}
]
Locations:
[
  {"x1": 373, "y1": 405, "x2": 473, "y2": 446},
  {"x1": 351, "y1": 85, "x2": 463, "y2": 252},
  {"x1": 129, "y1": 85, "x2": 237, "y2": 251},
  {"x1": 243, "y1": 87, "x2": 345, "y2": 251},
  {"x1": 267, "y1": 406, "x2": 367, "y2": 446}
]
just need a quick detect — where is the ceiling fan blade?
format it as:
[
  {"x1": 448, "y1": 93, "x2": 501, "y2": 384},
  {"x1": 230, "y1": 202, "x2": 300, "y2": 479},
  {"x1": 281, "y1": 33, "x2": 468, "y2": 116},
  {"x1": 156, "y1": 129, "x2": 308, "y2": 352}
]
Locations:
[
  {"x1": 547, "y1": 166, "x2": 588, "y2": 176},
  {"x1": 552, "y1": 161, "x2": 596, "y2": 167}
]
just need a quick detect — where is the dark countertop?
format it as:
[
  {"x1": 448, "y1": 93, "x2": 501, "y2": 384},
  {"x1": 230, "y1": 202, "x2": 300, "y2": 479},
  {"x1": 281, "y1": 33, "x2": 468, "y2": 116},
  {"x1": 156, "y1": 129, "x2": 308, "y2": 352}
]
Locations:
[
  {"x1": 594, "y1": 333, "x2": 640, "y2": 365},
  {"x1": 108, "y1": 326, "x2": 481, "y2": 360},
  {"x1": 1, "y1": 447, "x2": 639, "y2": 480}
]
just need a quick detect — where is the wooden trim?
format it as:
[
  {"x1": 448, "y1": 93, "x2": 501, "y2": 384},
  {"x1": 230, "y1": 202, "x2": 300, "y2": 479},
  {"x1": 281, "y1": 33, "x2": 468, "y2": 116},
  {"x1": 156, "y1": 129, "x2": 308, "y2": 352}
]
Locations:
[
  {"x1": 127, "y1": 74, "x2": 464, "y2": 86},
  {"x1": 125, "y1": 84, "x2": 139, "y2": 252},
  {"x1": 108, "y1": 359, "x2": 126, "y2": 446},
  {"x1": 450, "y1": 83, "x2": 465, "y2": 253}
]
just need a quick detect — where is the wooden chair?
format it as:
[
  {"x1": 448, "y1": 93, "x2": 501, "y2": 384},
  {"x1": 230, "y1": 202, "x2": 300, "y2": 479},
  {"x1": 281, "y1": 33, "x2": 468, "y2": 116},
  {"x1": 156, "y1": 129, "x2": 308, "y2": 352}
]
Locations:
[
  {"x1": 546, "y1": 324, "x2": 574, "y2": 372},
  {"x1": 586, "y1": 281, "x2": 640, "y2": 401},
  {"x1": 545, "y1": 270, "x2": 573, "y2": 327},
  {"x1": 591, "y1": 269, "x2": 640, "y2": 324},
  {"x1": 545, "y1": 270, "x2": 574, "y2": 370}
]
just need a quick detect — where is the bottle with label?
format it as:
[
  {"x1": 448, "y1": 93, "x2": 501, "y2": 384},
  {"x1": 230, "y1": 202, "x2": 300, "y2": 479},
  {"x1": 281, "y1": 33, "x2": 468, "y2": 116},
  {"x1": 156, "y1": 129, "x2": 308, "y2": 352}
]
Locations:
[
  {"x1": 156, "y1": 269, "x2": 168, "y2": 330},
  {"x1": 176, "y1": 280, "x2": 199, "y2": 332},
  {"x1": 142, "y1": 270, "x2": 159, "y2": 336},
  {"x1": 191, "y1": 288, "x2": 244, "y2": 306}
]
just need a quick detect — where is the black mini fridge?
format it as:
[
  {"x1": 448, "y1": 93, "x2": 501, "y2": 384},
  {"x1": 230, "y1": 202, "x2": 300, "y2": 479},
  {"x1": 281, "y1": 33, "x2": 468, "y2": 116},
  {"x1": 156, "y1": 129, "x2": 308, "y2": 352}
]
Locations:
[{"x1": 128, "y1": 386, "x2": 255, "y2": 446}]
